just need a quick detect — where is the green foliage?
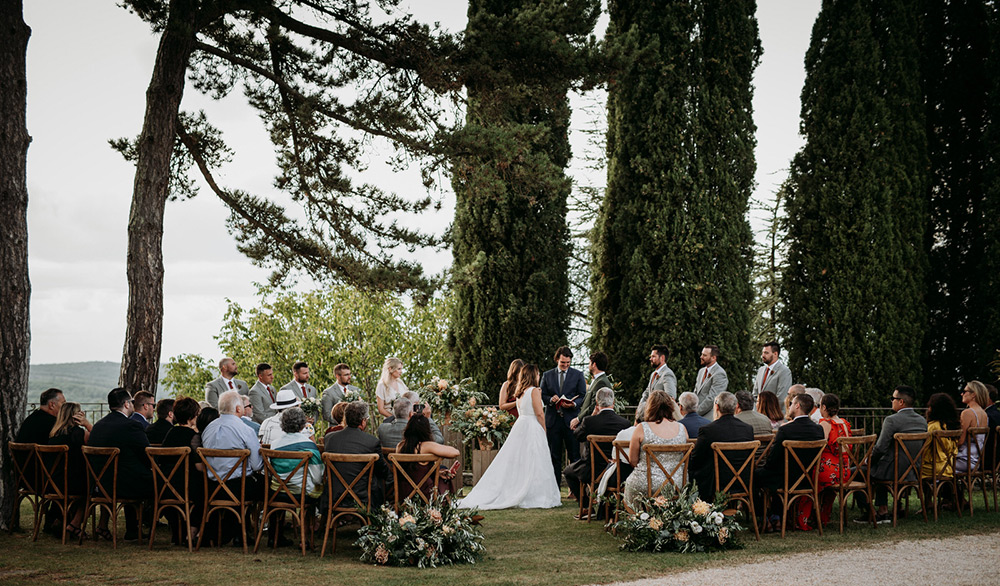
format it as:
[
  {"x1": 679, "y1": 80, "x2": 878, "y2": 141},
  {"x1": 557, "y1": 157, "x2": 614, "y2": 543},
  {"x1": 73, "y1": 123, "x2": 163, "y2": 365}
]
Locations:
[
  {"x1": 782, "y1": 0, "x2": 927, "y2": 406},
  {"x1": 449, "y1": 0, "x2": 600, "y2": 398},
  {"x1": 750, "y1": 186, "x2": 788, "y2": 351},
  {"x1": 450, "y1": 405, "x2": 515, "y2": 448},
  {"x1": 212, "y1": 285, "x2": 451, "y2": 397},
  {"x1": 591, "y1": 0, "x2": 759, "y2": 400},
  {"x1": 611, "y1": 485, "x2": 744, "y2": 553},
  {"x1": 418, "y1": 377, "x2": 487, "y2": 418},
  {"x1": 160, "y1": 353, "x2": 215, "y2": 400}
]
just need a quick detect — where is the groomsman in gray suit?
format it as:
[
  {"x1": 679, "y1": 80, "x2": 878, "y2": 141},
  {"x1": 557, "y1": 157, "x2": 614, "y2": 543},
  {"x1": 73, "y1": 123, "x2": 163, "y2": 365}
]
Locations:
[
  {"x1": 321, "y1": 363, "x2": 363, "y2": 424},
  {"x1": 571, "y1": 352, "x2": 613, "y2": 430},
  {"x1": 693, "y1": 345, "x2": 728, "y2": 417},
  {"x1": 205, "y1": 357, "x2": 249, "y2": 408},
  {"x1": 752, "y1": 341, "x2": 792, "y2": 409},
  {"x1": 636, "y1": 345, "x2": 677, "y2": 421},
  {"x1": 281, "y1": 361, "x2": 318, "y2": 401},
  {"x1": 248, "y1": 363, "x2": 278, "y2": 424}
]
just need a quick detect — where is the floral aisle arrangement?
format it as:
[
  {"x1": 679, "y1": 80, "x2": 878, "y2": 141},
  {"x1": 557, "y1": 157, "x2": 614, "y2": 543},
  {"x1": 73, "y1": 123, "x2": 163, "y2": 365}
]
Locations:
[
  {"x1": 419, "y1": 377, "x2": 487, "y2": 421},
  {"x1": 450, "y1": 404, "x2": 514, "y2": 450},
  {"x1": 612, "y1": 485, "x2": 744, "y2": 553},
  {"x1": 357, "y1": 495, "x2": 485, "y2": 567}
]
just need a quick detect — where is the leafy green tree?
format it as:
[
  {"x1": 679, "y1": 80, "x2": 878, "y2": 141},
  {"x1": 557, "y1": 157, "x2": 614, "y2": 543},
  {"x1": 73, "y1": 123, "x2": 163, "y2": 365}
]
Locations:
[
  {"x1": 449, "y1": 0, "x2": 600, "y2": 398},
  {"x1": 591, "y1": 0, "x2": 759, "y2": 399},
  {"x1": 160, "y1": 353, "x2": 215, "y2": 400},
  {"x1": 782, "y1": 0, "x2": 927, "y2": 406},
  {"x1": 750, "y1": 185, "x2": 788, "y2": 351}
]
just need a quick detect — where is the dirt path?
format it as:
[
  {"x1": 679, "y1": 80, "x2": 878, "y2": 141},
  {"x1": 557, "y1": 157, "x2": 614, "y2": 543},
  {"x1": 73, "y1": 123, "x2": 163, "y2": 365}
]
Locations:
[{"x1": 602, "y1": 532, "x2": 1000, "y2": 586}]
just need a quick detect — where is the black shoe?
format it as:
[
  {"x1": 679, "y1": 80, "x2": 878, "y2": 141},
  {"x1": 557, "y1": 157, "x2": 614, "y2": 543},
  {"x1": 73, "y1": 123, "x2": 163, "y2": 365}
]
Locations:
[{"x1": 122, "y1": 530, "x2": 146, "y2": 542}]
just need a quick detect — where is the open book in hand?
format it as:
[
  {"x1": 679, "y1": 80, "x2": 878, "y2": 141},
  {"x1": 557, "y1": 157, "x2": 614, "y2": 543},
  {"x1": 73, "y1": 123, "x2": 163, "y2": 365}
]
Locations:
[{"x1": 556, "y1": 395, "x2": 580, "y2": 409}]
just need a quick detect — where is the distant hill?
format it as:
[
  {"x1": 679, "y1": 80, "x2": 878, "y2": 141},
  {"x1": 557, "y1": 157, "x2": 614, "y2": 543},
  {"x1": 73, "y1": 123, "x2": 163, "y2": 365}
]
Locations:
[{"x1": 27, "y1": 361, "x2": 166, "y2": 405}]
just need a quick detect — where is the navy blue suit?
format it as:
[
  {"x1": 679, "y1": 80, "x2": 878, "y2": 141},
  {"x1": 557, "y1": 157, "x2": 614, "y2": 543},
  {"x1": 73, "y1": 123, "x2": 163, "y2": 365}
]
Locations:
[{"x1": 540, "y1": 366, "x2": 586, "y2": 484}]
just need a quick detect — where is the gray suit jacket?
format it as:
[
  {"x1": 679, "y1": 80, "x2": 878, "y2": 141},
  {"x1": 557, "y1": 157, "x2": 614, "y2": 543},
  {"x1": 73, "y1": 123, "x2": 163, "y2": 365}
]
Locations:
[
  {"x1": 205, "y1": 377, "x2": 249, "y2": 408},
  {"x1": 321, "y1": 383, "x2": 362, "y2": 424},
  {"x1": 735, "y1": 410, "x2": 774, "y2": 436},
  {"x1": 636, "y1": 364, "x2": 678, "y2": 421},
  {"x1": 248, "y1": 381, "x2": 277, "y2": 423},
  {"x1": 871, "y1": 408, "x2": 927, "y2": 481},
  {"x1": 578, "y1": 373, "x2": 612, "y2": 424},
  {"x1": 376, "y1": 416, "x2": 443, "y2": 449},
  {"x1": 281, "y1": 380, "x2": 319, "y2": 401},
  {"x1": 752, "y1": 361, "x2": 792, "y2": 407},
  {"x1": 693, "y1": 363, "x2": 728, "y2": 416}
]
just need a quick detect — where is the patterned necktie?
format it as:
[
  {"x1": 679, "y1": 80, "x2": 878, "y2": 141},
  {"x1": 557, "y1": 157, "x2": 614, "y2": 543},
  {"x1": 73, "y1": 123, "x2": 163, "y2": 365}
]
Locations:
[
  {"x1": 301, "y1": 384, "x2": 307, "y2": 398},
  {"x1": 228, "y1": 381, "x2": 234, "y2": 389},
  {"x1": 702, "y1": 368, "x2": 708, "y2": 383}
]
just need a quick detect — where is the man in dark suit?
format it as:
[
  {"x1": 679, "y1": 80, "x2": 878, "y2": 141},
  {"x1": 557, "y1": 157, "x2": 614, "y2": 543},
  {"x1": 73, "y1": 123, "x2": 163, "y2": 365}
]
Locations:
[
  {"x1": 754, "y1": 393, "x2": 824, "y2": 523},
  {"x1": 88, "y1": 387, "x2": 153, "y2": 541},
  {"x1": 563, "y1": 388, "x2": 629, "y2": 516},
  {"x1": 15, "y1": 387, "x2": 64, "y2": 444},
  {"x1": 144, "y1": 398, "x2": 174, "y2": 444},
  {"x1": 689, "y1": 392, "x2": 754, "y2": 501},
  {"x1": 325, "y1": 401, "x2": 388, "y2": 508},
  {"x1": 983, "y1": 384, "x2": 999, "y2": 472},
  {"x1": 540, "y1": 346, "x2": 587, "y2": 485}
]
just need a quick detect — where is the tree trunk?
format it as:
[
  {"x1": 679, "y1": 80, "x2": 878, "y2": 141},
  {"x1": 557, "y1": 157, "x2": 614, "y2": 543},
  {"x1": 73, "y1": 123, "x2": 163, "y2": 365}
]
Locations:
[
  {"x1": 0, "y1": 0, "x2": 32, "y2": 531},
  {"x1": 119, "y1": 0, "x2": 198, "y2": 396}
]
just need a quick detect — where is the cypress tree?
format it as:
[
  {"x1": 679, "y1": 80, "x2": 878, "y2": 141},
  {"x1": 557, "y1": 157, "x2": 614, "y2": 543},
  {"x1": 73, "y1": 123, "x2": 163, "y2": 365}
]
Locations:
[
  {"x1": 590, "y1": 0, "x2": 759, "y2": 398},
  {"x1": 449, "y1": 0, "x2": 599, "y2": 398},
  {"x1": 782, "y1": 0, "x2": 927, "y2": 406}
]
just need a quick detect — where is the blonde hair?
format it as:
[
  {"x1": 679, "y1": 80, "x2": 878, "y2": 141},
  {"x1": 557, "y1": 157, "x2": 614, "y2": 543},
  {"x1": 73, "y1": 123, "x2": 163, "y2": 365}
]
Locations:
[
  {"x1": 49, "y1": 402, "x2": 82, "y2": 438},
  {"x1": 965, "y1": 380, "x2": 989, "y2": 409},
  {"x1": 514, "y1": 364, "x2": 540, "y2": 400},
  {"x1": 379, "y1": 357, "x2": 404, "y2": 391}
]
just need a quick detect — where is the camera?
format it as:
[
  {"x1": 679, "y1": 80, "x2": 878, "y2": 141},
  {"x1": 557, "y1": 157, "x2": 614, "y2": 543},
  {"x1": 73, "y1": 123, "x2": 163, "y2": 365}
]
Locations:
[{"x1": 413, "y1": 403, "x2": 425, "y2": 413}]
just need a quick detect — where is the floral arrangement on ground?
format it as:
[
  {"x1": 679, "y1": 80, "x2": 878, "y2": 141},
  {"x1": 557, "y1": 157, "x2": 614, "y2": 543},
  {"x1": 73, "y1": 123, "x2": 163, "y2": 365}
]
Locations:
[
  {"x1": 449, "y1": 404, "x2": 514, "y2": 449},
  {"x1": 356, "y1": 494, "x2": 486, "y2": 567},
  {"x1": 419, "y1": 377, "x2": 487, "y2": 419},
  {"x1": 612, "y1": 485, "x2": 744, "y2": 553}
]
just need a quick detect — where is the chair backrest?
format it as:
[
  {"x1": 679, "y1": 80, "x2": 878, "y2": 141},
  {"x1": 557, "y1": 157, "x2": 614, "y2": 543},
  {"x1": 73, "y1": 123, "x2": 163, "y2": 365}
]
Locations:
[
  {"x1": 851, "y1": 428, "x2": 867, "y2": 437},
  {"x1": 892, "y1": 432, "x2": 930, "y2": 484},
  {"x1": 836, "y1": 434, "x2": 876, "y2": 487},
  {"x1": 146, "y1": 446, "x2": 190, "y2": 505},
  {"x1": 781, "y1": 439, "x2": 826, "y2": 494},
  {"x1": 260, "y1": 448, "x2": 312, "y2": 507},
  {"x1": 381, "y1": 446, "x2": 396, "y2": 457},
  {"x1": 323, "y1": 452, "x2": 378, "y2": 513},
  {"x1": 711, "y1": 440, "x2": 760, "y2": 498},
  {"x1": 993, "y1": 426, "x2": 1000, "y2": 473},
  {"x1": 196, "y1": 448, "x2": 250, "y2": 506},
  {"x1": 642, "y1": 443, "x2": 693, "y2": 498},
  {"x1": 587, "y1": 435, "x2": 617, "y2": 481},
  {"x1": 35, "y1": 444, "x2": 70, "y2": 500},
  {"x1": 928, "y1": 429, "x2": 960, "y2": 481},
  {"x1": 81, "y1": 446, "x2": 120, "y2": 503},
  {"x1": 388, "y1": 453, "x2": 440, "y2": 507},
  {"x1": 966, "y1": 426, "x2": 989, "y2": 474},
  {"x1": 9, "y1": 442, "x2": 39, "y2": 496}
]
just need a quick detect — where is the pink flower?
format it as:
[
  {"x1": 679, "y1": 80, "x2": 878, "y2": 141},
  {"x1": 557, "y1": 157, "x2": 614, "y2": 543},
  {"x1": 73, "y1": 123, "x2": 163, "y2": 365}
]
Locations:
[
  {"x1": 675, "y1": 530, "x2": 689, "y2": 542},
  {"x1": 375, "y1": 544, "x2": 389, "y2": 564},
  {"x1": 692, "y1": 500, "x2": 711, "y2": 516},
  {"x1": 438, "y1": 379, "x2": 449, "y2": 390}
]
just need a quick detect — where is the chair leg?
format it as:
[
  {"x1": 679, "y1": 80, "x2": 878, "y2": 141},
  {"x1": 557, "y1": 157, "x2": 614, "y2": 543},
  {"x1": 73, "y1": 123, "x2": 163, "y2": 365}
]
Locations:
[{"x1": 813, "y1": 492, "x2": 823, "y2": 536}]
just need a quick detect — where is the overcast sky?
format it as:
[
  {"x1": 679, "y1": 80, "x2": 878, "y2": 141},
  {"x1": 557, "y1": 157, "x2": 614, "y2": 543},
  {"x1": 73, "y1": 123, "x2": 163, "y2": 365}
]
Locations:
[{"x1": 22, "y1": 1, "x2": 820, "y2": 366}]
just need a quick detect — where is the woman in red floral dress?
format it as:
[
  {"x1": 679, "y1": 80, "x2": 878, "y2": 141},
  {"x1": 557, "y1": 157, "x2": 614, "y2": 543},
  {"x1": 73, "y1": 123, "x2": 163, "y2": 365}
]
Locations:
[{"x1": 798, "y1": 393, "x2": 851, "y2": 529}]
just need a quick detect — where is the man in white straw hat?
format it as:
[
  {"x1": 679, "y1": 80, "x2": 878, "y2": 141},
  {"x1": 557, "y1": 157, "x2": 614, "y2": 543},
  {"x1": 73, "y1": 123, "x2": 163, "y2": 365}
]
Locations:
[{"x1": 258, "y1": 387, "x2": 302, "y2": 446}]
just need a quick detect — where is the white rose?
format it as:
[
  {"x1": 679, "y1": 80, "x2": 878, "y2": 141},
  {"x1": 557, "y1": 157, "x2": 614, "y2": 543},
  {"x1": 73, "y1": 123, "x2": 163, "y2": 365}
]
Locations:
[
  {"x1": 713, "y1": 513, "x2": 724, "y2": 525},
  {"x1": 639, "y1": 512, "x2": 649, "y2": 521},
  {"x1": 480, "y1": 426, "x2": 488, "y2": 433},
  {"x1": 690, "y1": 521, "x2": 703, "y2": 534}
]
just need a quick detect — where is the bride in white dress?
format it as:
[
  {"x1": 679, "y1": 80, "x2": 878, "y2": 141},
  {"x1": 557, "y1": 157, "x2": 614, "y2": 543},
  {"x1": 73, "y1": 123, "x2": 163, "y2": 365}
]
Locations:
[{"x1": 458, "y1": 363, "x2": 562, "y2": 510}]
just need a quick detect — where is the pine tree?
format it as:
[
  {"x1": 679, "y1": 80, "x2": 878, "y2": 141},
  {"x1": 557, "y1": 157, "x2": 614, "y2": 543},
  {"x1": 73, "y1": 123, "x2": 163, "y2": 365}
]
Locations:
[
  {"x1": 449, "y1": 0, "x2": 599, "y2": 398},
  {"x1": 590, "y1": 0, "x2": 759, "y2": 399},
  {"x1": 783, "y1": 0, "x2": 927, "y2": 406}
]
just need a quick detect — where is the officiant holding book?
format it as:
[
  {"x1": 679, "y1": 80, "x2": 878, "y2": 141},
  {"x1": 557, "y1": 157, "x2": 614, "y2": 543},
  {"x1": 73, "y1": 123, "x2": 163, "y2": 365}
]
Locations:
[{"x1": 541, "y1": 346, "x2": 587, "y2": 486}]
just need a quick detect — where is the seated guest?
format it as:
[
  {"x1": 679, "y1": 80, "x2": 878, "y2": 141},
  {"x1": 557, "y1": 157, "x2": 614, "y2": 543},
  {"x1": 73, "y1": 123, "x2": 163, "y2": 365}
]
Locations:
[
  {"x1": 624, "y1": 391, "x2": 688, "y2": 509},
  {"x1": 325, "y1": 401, "x2": 388, "y2": 507},
  {"x1": 324, "y1": 402, "x2": 348, "y2": 436},
  {"x1": 799, "y1": 393, "x2": 852, "y2": 528},
  {"x1": 377, "y1": 395, "x2": 443, "y2": 448},
  {"x1": 239, "y1": 395, "x2": 261, "y2": 435},
  {"x1": 159, "y1": 397, "x2": 202, "y2": 544},
  {"x1": 755, "y1": 391, "x2": 784, "y2": 430},
  {"x1": 130, "y1": 390, "x2": 155, "y2": 430},
  {"x1": 956, "y1": 380, "x2": 989, "y2": 474},
  {"x1": 191, "y1": 406, "x2": 219, "y2": 471},
  {"x1": 258, "y1": 388, "x2": 301, "y2": 446},
  {"x1": 806, "y1": 388, "x2": 824, "y2": 423},
  {"x1": 784, "y1": 384, "x2": 806, "y2": 420},
  {"x1": 690, "y1": 392, "x2": 754, "y2": 502},
  {"x1": 754, "y1": 393, "x2": 824, "y2": 528},
  {"x1": 734, "y1": 391, "x2": 773, "y2": 436},
  {"x1": 89, "y1": 388, "x2": 153, "y2": 541},
  {"x1": 984, "y1": 384, "x2": 1000, "y2": 471},
  {"x1": 270, "y1": 407, "x2": 323, "y2": 500},
  {"x1": 678, "y1": 391, "x2": 709, "y2": 438},
  {"x1": 922, "y1": 393, "x2": 959, "y2": 481},
  {"x1": 563, "y1": 388, "x2": 630, "y2": 516},
  {"x1": 145, "y1": 398, "x2": 175, "y2": 444},
  {"x1": 47, "y1": 401, "x2": 92, "y2": 539},
  {"x1": 863, "y1": 385, "x2": 927, "y2": 523},
  {"x1": 202, "y1": 390, "x2": 264, "y2": 500},
  {"x1": 15, "y1": 387, "x2": 65, "y2": 443},
  {"x1": 396, "y1": 413, "x2": 460, "y2": 496}
]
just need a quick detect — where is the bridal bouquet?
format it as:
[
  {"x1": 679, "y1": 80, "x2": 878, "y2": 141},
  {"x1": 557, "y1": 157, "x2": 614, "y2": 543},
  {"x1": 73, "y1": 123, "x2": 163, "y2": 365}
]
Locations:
[
  {"x1": 419, "y1": 377, "x2": 487, "y2": 419},
  {"x1": 357, "y1": 495, "x2": 485, "y2": 568},
  {"x1": 450, "y1": 405, "x2": 514, "y2": 450},
  {"x1": 612, "y1": 485, "x2": 744, "y2": 553},
  {"x1": 299, "y1": 396, "x2": 323, "y2": 420}
]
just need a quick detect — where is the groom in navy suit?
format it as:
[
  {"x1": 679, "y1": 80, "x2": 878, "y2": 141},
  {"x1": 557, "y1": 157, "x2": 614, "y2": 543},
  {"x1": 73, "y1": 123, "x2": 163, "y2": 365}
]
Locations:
[{"x1": 540, "y1": 346, "x2": 587, "y2": 486}]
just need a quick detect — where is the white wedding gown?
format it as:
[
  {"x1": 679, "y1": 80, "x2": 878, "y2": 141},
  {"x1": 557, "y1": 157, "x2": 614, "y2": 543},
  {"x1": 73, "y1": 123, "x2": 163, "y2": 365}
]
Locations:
[{"x1": 458, "y1": 386, "x2": 562, "y2": 510}]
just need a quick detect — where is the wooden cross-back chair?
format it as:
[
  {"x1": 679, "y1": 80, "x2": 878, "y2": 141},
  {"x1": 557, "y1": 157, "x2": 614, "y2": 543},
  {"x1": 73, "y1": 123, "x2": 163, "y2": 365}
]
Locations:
[
  {"x1": 923, "y1": 429, "x2": 961, "y2": 522},
  {"x1": 956, "y1": 426, "x2": 990, "y2": 516},
  {"x1": 611, "y1": 439, "x2": 633, "y2": 526},
  {"x1": 773, "y1": 439, "x2": 826, "y2": 538},
  {"x1": 581, "y1": 435, "x2": 617, "y2": 523},
  {"x1": 388, "y1": 453, "x2": 441, "y2": 511},
  {"x1": 991, "y1": 426, "x2": 1000, "y2": 512},
  {"x1": 753, "y1": 434, "x2": 774, "y2": 464},
  {"x1": 81, "y1": 446, "x2": 144, "y2": 548},
  {"x1": 321, "y1": 452, "x2": 378, "y2": 556},
  {"x1": 873, "y1": 432, "x2": 930, "y2": 527},
  {"x1": 834, "y1": 434, "x2": 877, "y2": 532},
  {"x1": 711, "y1": 440, "x2": 760, "y2": 541},
  {"x1": 8, "y1": 442, "x2": 41, "y2": 536},
  {"x1": 643, "y1": 443, "x2": 693, "y2": 499},
  {"x1": 35, "y1": 444, "x2": 82, "y2": 545},
  {"x1": 196, "y1": 447, "x2": 250, "y2": 553},
  {"x1": 146, "y1": 446, "x2": 192, "y2": 551},
  {"x1": 256, "y1": 449, "x2": 314, "y2": 556}
]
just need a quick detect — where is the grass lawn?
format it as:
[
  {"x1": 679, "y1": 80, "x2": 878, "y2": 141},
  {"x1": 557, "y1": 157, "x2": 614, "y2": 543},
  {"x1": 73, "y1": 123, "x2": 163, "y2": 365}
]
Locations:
[{"x1": 1, "y1": 491, "x2": 998, "y2": 586}]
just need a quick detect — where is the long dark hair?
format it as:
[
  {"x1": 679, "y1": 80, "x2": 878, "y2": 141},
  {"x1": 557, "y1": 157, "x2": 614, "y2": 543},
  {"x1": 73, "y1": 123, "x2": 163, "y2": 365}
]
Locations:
[
  {"x1": 925, "y1": 392, "x2": 960, "y2": 430},
  {"x1": 196, "y1": 407, "x2": 220, "y2": 433},
  {"x1": 399, "y1": 414, "x2": 433, "y2": 455},
  {"x1": 514, "y1": 363, "x2": 540, "y2": 400}
]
